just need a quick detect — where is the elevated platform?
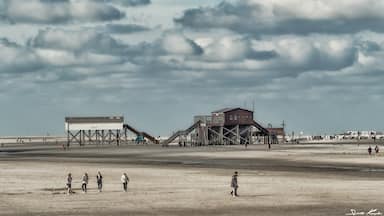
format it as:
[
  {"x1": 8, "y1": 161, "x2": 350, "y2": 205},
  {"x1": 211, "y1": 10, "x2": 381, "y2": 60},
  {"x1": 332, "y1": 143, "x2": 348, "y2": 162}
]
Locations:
[
  {"x1": 163, "y1": 118, "x2": 272, "y2": 146},
  {"x1": 65, "y1": 116, "x2": 159, "y2": 146}
]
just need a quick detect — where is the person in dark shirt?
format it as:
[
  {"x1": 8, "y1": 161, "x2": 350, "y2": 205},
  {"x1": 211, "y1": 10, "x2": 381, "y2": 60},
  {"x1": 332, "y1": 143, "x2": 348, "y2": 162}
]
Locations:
[
  {"x1": 96, "y1": 171, "x2": 103, "y2": 192},
  {"x1": 230, "y1": 171, "x2": 239, "y2": 197},
  {"x1": 375, "y1": 145, "x2": 380, "y2": 154},
  {"x1": 66, "y1": 173, "x2": 73, "y2": 195}
]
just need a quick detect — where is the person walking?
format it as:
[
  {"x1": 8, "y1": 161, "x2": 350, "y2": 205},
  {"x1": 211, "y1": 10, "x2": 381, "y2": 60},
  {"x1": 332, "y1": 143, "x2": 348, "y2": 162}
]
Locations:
[
  {"x1": 66, "y1": 173, "x2": 73, "y2": 195},
  {"x1": 121, "y1": 173, "x2": 129, "y2": 192},
  {"x1": 375, "y1": 145, "x2": 380, "y2": 154},
  {"x1": 81, "y1": 173, "x2": 89, "y2": 193},
  {"x1": 368, "y1": 146, "x2": 373, "y2": 155},
  {"x1": 96, "y1": 171, "x2": 103, "y2": 192},
  {"x1": 230, "y1": 171, "x2": 239, "y2": 197}
]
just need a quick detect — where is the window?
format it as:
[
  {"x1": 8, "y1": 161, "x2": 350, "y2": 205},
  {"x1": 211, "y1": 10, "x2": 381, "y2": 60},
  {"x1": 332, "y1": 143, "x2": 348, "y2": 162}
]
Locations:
[
  {"x1": 234, "y1": 115, "x2": 237, "y2": 120},
  {"x1": 229, "y1": 115, "x2": 233, "y2": 120}
]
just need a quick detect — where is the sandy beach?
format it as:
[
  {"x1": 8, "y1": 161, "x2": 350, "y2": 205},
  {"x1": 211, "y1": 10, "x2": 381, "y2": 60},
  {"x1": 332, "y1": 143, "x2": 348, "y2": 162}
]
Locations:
[{"x1": 1, "y1": 143, "x2": 384, "y2": 216}]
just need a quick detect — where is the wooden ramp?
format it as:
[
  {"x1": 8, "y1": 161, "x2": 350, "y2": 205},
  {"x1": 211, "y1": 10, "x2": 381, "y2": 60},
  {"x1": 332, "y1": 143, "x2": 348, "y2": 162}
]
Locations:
[
  {"x1": 123, "y1": 124, "x2": 159, "y2": 144},
  {"x1": 252, "y1": 120, "x2": 270, "y2": 135},
  {"x1": 162, "y1": 121, "x2": 202, "y2": 146}
]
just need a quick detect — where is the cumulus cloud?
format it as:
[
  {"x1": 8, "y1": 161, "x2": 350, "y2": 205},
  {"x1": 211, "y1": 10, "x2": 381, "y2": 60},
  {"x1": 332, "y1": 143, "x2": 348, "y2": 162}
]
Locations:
[
  {"x1": 25, "y1": 29, "x2": 206, "y2": 72},
  {"x1": 197, "y1": 37, "x2": 277, "y2": 62},
  {"x1": 155, "y1": 35, "x2": 357, "y2": 78},
  {"x1": 0, "y1": 29, "x2": 130, "y2": 75},
  {"x1": 0, "y1": 0, "x2": 125, "y2": 24},
  {"x1": 159, "y1": 32, "x2": 203, "y2": 56},
  {"x1": 2, "y1": 25, "x2": 362, "y2": 84},
  {"x1": 0, "y1": 38, "x2": 43, "y2": 73},
  {"x1": 28, "y1": 28, "x2": 129, "y2": 55},
  {"x1": 0, "y1": 26, "x2": 376, "y2": 102},
  {"x1": 267, "y1": 37, "x2": 358, "y2": 73},
  {"x1": 175, "y1": 0, "x2": 384, "y2": 35}
]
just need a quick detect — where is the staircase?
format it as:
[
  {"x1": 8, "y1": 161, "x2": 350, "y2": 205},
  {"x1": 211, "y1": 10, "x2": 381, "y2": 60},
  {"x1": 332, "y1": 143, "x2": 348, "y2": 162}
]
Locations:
[
  {"x1": 123, "y1": 124, "x2": 159, "y2": 144},
  {"x1": 162, "y1": 121, "x2": 201, "y2": 145}
]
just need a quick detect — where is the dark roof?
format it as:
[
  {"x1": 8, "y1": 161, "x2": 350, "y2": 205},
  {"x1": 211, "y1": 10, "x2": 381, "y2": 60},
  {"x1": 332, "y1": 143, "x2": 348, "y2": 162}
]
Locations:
[
  {"x1": 65, "y1": 116, "x2": 124, "y2": 123},
  {"x1": 267, "y1": 128, "x2": 285, "y2": 136},
  {"x1": 212, "y1": 107, "x2": 253, "y2": 113}
]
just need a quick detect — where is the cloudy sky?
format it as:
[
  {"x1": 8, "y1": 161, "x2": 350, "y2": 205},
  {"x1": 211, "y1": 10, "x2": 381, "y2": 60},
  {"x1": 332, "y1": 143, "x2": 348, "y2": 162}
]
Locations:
[{"x1": 0, "y1": 0, "x2": 383, "y2": 136}]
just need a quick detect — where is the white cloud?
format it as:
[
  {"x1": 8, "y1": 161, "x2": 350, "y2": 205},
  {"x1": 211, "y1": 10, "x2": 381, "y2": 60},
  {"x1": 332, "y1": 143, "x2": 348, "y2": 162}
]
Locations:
[
  {"x1": 271, "y1": 36, "x2": 357, "y2": 71},
  {"x1": 161, "y1": 35, "x2": 357, "y2": 76},
  {"x1": 1, "y1": 0, "x2": 125, "y2": 24},
  {"x1": 202, "y1": 37, "x2": 250, "y2": 61},
  {"x1": 160, "y1": 32, "x2": 203, "y2": 55},
  {"x1": 35, "y1": 49, "x2": 123, "y2": 67}
]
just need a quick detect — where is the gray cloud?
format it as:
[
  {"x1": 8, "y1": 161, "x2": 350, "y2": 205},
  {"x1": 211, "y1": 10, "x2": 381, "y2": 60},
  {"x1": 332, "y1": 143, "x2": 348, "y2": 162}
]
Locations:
[
  {"x1": 102, "y1": 0, "x2": 151, "y2": 7},
  {"x1": 247, "y1": 50, "x2": 277, "y2": 61},
  {"x1": 0, "y1": 38, "x2": 43, "y2": 73},
  {"x1": 0, "y1": 30, "x2": 132, "y2": 75},
  {"x1": 1, "y1": 28, "x2": 205, "y2": 78},
  {"x1": 0, "y1": 26, "x2": 376, "y2": 101},
  {"x1": 175, "y1": 0, "x2": 384, "y2": 36},
  {"x1": 358, "y1": 40, "x2": 381, "y2": 54},
  {"x1": 26, "y1": 28, "x2": 204, "y2": 64},
  {"x1": 2, "y1": 26, "x2": 363, "y2": 86},
  {"x1": 158, "y1": 36, "x2": 359, "y2": 79},
  {"x1": 272, "y1": 38, "x2": 358, "y2": 73},
  {"x1": 101, "y1": 23, "x2": 151, "y2": 34},
  {"x1": 28, "y1": 28, "x2": 130, "y2": 55},
  {"x1": 0, "y1": 0, "x2": 125, "y2": 24}
]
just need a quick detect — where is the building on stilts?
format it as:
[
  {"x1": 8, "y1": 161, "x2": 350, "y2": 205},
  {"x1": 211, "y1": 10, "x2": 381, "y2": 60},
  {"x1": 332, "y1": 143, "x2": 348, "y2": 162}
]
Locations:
[{"x1": 162, "y1": 108, "x2": 281, "y2": 147}]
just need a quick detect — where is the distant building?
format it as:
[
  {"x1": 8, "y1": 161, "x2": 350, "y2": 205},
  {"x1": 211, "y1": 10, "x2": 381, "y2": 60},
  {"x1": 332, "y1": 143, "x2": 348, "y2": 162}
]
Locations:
[
  {"x1": 211, "y1": 108, "x2": 254, "y2": 127},
  {"x1": 163, "y1": 107, "x2": 273, "y2": 146},
  {"x1": 266, "y1": 128, "x2": 286, "y2": 143}
]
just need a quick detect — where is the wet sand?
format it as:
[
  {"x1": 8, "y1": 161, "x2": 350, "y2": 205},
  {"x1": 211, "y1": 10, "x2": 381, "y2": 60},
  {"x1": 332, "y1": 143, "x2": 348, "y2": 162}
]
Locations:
[{"x1": 0, "y1": 144, "x2": 383, "y2": 216}]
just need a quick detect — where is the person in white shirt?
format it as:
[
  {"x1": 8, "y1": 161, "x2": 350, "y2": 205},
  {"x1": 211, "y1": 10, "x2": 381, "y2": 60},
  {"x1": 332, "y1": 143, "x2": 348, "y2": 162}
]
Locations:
[{"x1": 121, "y1": 173, "x2": 129, "y2": 192}]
